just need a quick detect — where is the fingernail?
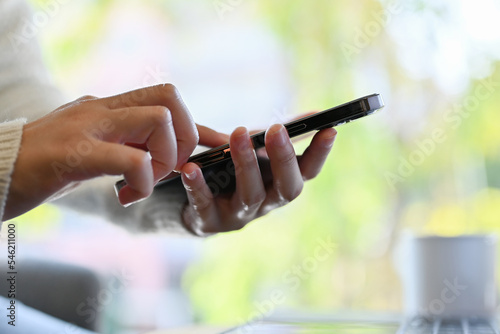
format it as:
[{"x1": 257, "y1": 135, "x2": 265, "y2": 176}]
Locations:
[
  {"x1": 121, "y1": 197, "x2": 146, "y2": 208},
  {"x1": 271, "y1": 125, "x2": 287, "y2": 147},
  {"x1": 176, "y1": 153, "x2": 189, "y2": 170},
  {"x1": 235, "y1": 130, "x2": 250, "y2": 150},
  {"x1": 185, "y1": 170, "x2": 197, "y2": 180},
  {"x1": 322, "y1": 130, "x2": 337, "y2": 149}
]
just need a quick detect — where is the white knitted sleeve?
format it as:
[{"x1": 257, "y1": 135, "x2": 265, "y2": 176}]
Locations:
[
  {"x1": 0, "y1": 0, "x2": 66, "y2": 122},
  {"x1": 0, "y1": 119, "x2": 26, "y2": 222}
]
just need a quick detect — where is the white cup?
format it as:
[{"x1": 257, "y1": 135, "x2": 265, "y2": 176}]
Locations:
[{"x1": 395, "y1": 234, "x2": 498, "y2": 319}]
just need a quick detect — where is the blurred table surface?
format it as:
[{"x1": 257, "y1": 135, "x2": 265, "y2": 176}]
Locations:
[
  {"x1": 146, "y1": 327, "x2": 228, "y2": 334},
  {"x1": 144, "y1": 310, "x2": 403, "y2": 334}
]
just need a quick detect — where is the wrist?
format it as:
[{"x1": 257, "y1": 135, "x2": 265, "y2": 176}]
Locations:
[{"x1": 4, "y1": 120, "x2": 65, "y2": 220}]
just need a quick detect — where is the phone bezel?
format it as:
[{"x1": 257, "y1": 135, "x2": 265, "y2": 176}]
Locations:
[{"x1": 189, "y1": 93, "x2": 383, "y2": 168}]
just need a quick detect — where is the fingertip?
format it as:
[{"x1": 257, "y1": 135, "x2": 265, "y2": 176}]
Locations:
[
  {"x1": 175, "y1": 157, "x2": 188, "y2": 172},
  {"x1": 175, "y1": 146, "x2": 191, "y2": 172},
  {"x1": 265, "y1": 123, "x2": 285, "y2": 138},
  {"x1": 231, "y1": 126, "x2": 248, "y2": 139},
  {"x1": 118, "y1": 186, "x2": 150, "y2": 207},
  {"x1": 268, "y1": 123, "x2": 284, "y2": 133},
  {"x1": 181, "y1": 162, "x2": 201, "y2": 183},
  {"x1": 313, "y1": 127, "x2": 337, "y2": 149},
  {"x1": 322, "y1": 127, "x2": 338, "y2": 139},
  {"x1": 175, "y1": 121, "x2": 199, "y2": 172},
  {"x1": 265, "y1": 124, "x2": 289, "y2": 147}
]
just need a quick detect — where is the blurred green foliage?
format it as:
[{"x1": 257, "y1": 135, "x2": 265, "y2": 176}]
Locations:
[
  {"x1": 183, "y1": 1, "x2": 500, "y2": 324},
  {"x1": 28, "y1": 0, "x2": 500, "y2": 326}
]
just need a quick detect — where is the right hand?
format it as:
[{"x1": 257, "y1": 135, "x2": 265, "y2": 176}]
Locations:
[{"x1": 4, "y1": 84, "x2": 199, "y2": 221}]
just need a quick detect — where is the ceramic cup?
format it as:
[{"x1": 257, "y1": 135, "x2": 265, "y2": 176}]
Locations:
[{"x1": 396, "y1": 234, "x2": 497, "y2": 319}]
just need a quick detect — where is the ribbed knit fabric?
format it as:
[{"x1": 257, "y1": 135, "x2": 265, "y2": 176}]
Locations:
[{"x1": 0, "y1": 119, "x2": 25, "y2": 221}]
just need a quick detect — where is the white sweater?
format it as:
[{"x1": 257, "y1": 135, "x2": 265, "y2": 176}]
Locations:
[{"x1": 0, "y1": 0, "x2": 189, "y2": 234}]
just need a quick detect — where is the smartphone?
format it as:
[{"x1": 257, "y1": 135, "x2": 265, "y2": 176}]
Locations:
[{"x1": 115, "y1": 93, "x2": 384, "y2": 197}]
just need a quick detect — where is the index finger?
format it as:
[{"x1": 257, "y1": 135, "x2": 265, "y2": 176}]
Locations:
[
  {"x1": 101, "y1": 84, "x2": 198, "y2": 170},
  {"x1": 197, "y1": 124, "x2": 229, "y2": 148}
]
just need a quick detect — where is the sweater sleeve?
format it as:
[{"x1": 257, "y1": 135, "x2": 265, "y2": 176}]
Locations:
[
  {"x1": 0, "y1": 0, "x2": 67, "y2": 122},
  {"x1": 0, "y1": 0, "x2": 193, "y2": 235},
  {"x1": 0, "y1": 119, "x2": 26, "y2": 222}
]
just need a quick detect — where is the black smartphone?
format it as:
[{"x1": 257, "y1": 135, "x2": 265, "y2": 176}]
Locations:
[{"x1": 115, "y1": 93, "x2": 384, "y2": 197}]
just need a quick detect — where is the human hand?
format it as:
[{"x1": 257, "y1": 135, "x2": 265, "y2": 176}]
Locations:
[
  {"x1": 4, "y1": 84, "x2": 198, "y2": 221},
  {"x1": 179, "y1": 122, "x2": 337, "y2": 236}
]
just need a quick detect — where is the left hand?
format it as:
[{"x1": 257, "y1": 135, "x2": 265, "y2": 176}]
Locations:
[{"x1": 179, "y1": 123, "x2": 337, "y2": 236}]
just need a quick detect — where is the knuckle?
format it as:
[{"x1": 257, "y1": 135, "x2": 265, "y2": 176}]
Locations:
[
  {"x1": 77, "y1": 95, "x2": 97, "y2": 102},
  {"x1": 191, "y1": 219, "x2": 218, "y2": 236},
  {"x1": 285, "y1": 183, "x2": 303, "y2": 202},
  {"x1": 241, "y1": 193, "x2": 266, "y2": 209},
  {"x1": 235, "y1": 153, "x2": 257, "y2": 171},
  {"x1": 199, "y1": 224, "x2": 217, "y2": 235},
  {"x1": 277, "y1": 183, "x2": 303, "y2": 204},
  {"x1": 160, "y1": 83, "x2": 179, "y2": 100},
  {"x1": 231, "y1": 221, "x2": 248, "y2": 232},
  {"x1": 185, "y1": 186, "x2": 213, "y2": 210},
  {"x1": 220, "y1": 221, "x2": 246, "y2": 233},
  {"x1": 150, "y1": 106, "x2": 172, "y2": 124},
  {"x1": 197, "y1": 219, "x2": 246, "y2": 235},
  {"x1": 129, "y1": 151, "x2": 150, "y2": 171},
  {"x1": 191, "y1": 130, "x2": 200, "y2": 149},
  {"x1": 191, "y1": 194, "x2": 212, "y2": 212},
  {"x1": 279, "y1": 150, "x2": 297, "y2": 167}
]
